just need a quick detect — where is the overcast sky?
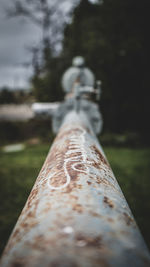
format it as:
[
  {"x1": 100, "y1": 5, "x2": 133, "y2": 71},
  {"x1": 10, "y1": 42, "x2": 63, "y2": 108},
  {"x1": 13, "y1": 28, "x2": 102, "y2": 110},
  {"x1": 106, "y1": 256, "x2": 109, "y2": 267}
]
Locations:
[{"x1": 0, "y1": 0, "x2": 97, "y2": 90}]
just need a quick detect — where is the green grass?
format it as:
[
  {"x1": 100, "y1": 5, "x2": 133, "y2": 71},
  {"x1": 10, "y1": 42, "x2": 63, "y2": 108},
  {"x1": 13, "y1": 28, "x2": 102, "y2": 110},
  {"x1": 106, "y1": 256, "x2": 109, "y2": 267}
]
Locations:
[
  {"x1": 0, "y1": 144, "x2": 50, "y2": 254},
  {"x1": 0, "y1": 144, "x2": 150, "y2": 255},
  {"x1": 104, "y1": 147, "x2": 150, "y2": 249}
]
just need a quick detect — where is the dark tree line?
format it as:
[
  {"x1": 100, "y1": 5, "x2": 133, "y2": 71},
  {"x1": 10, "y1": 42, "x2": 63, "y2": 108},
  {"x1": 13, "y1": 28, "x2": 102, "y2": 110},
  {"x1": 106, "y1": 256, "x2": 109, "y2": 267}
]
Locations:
[{"x1": 61, "y1": 0, "x2": 150, "y2": 140}]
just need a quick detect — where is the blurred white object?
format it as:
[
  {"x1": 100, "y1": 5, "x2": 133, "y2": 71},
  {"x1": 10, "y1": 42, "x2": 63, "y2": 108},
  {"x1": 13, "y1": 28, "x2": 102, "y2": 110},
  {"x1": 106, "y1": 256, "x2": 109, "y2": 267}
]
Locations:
[
  {"x1": 0, "y1": 104, "x2": 34, "y2": 121},
  {"x1": 72, "y1": 56, "x2": 85, "y2": 67},
  {"x1": 2, "y1": 144, "x2": 25, "y2": 153},
  {"x1": 62, "y1": 56, "x2": 95, "y2": 93},
  {"x1": 32, "y1": 102, "x2": 60, "y2": 117}
]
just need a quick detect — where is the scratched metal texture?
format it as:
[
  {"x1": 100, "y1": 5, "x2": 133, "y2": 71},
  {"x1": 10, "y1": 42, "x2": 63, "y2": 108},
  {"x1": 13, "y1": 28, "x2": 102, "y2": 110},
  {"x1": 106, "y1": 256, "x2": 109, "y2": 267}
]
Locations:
[{"x1": 1, "y1": 111, "x2": 150, "y2": 267}]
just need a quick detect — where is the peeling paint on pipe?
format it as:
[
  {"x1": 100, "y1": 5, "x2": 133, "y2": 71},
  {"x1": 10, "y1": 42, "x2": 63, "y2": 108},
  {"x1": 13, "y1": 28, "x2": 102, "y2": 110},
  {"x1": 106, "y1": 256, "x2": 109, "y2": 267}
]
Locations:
[{"x1": 1, "y1": 111, "x2": 150, "y2": 267}]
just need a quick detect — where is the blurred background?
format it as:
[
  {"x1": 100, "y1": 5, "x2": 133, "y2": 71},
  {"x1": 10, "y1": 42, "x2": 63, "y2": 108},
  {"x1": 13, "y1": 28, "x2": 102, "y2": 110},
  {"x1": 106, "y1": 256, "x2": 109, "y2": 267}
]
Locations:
[{"x1": 0, "y1": 0, "x2": 150, "y2": 254}]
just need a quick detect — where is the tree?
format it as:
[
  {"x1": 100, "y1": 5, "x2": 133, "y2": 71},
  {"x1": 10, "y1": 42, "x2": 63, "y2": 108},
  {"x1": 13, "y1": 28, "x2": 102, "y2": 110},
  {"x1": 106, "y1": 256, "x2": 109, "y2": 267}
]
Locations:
[
  {"x1": 0, "y1": 88, "x2": 16, "y2": 104},
  {"x1": 7, "y1": 0, "x2": 77, "y2": 102},
  {"x1": 61, "y1": 0, "x2": 150, "y2": 139}
]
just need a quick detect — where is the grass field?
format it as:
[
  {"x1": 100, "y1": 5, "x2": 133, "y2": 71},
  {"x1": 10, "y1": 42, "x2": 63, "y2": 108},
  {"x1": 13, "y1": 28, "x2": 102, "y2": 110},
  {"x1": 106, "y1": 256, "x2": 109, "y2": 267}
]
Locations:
[{"x1": 0, "y1": 143, "x2": 150, "y2": 255}]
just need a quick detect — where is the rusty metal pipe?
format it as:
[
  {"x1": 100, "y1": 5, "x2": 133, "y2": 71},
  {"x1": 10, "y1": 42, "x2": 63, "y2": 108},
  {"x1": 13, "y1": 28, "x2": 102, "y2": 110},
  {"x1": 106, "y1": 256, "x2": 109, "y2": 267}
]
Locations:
[{"x1": 1, "y1": 110, "x2": 150, "y2": 267}]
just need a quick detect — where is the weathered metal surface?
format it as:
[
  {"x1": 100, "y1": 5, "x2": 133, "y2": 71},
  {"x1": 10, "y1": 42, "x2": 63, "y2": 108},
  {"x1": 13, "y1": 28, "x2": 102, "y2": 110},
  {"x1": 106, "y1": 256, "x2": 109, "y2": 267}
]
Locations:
[
  {"x1": 52, "y1": 99, "x2": 103, "y2": 135},
  {"x1": 62, "y1": 56, "x2": 95, "y2": 93},
  {"x1": 1, "y1": 110, "x2": 150, "y2": 267}
]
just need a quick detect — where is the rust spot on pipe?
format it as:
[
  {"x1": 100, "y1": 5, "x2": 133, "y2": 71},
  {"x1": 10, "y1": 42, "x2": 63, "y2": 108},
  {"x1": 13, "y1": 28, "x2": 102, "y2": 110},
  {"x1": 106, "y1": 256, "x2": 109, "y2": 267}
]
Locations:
[
  {"x1": 96, "y1": 177, "x2": 112, "y2": 187},
  {"x1": 72, "y1": 203, "x2": 83, "y2": 213},
  {"x1": 107, "y1": 218, "x2": 114, "y2": 223},
  {"x1": 123, "y1": 212, "x2": 134, "y2": 226},
  {"x1": 90, "y1": 211, "x2": 101, "y2": 217},
  {"x1": 69, "y1": 195, "x2": 78, "y2": 200},
  {"x1": 27, "y1": 188, "x2": 38, "y2": 208},
  {"x1": 51, "y1": 260, "x2": 78, "y2": 267},
  {"x1": 93, "y1": 258, "x2": 110, "y2": 267},
  {"x1": 63, "y1": 184, "x2": 75, "y2": 193},
  {"x1": 75, "y1": 234, "x2": 103, "y2": 248},
  {"x1": 49, "y1": 174, "x2": 67, "y2": 188},
  {"x1": 12, "y1": 259, "x2": 26, "y2": 267},
  {"x1": 103, "y1": 196, "x2": 114, "y2": 208},
  {"x1": 91, "y1": 145, "x2": 109, "y2": 166}
]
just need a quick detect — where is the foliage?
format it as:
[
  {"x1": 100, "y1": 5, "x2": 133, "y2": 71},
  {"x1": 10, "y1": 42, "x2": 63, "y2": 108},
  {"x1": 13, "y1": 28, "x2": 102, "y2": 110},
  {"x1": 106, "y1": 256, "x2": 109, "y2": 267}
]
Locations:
[
  {"x1": 100, "y1": 132, "x2": 141, "y2": 147},
  {"x1": 0, "y1": 144, "x2": 150, "y2": 254},
  {"x1": 0, "y1": 88, "x2": 34, "y2": 104},
  {"x1": 31, "y1": 56, "x2": 65, "y2": 102},
  {"x1": 0, "y1": 88, "x2": 16, "y2": 104},
  {"x1": 0, "y1": 120, "x2": 55, "y2": 145},
  {"x1": 61, "y1": 0, "x2": 150, "y2": 139}
]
